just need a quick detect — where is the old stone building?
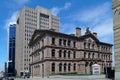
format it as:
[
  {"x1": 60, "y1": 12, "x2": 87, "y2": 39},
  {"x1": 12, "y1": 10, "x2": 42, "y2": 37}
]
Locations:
[{"x1": 29, "y1": 28, "x2": 112, "y2": 77}]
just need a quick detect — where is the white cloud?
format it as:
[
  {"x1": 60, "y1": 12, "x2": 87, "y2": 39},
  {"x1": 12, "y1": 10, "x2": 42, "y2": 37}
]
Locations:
[
  {"x1": 92, "y1": 18, "x2": 113, "y2": 38},
  {"x1": 5, "y1": 11, "x2": 18, "y2": 31},
  {"x1": 64, "y1": 2, "x2": 71, "y2": 9},
  {"x1": 51, "y1": 7, "x2": 60, "y2": 16},
  {"x1": 72, "y1": 2, "x2": 111, "y2": 24},
  {"x1": 62, "y1": 2, "x2": 113, "y2": 43},
  {"x1": 51, "y1": 2, "x2": 71, "y2": 16}
]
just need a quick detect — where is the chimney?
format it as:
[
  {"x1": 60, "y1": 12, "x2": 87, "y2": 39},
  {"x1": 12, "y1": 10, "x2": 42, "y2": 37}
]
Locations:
[
  {"x1": 93, "y1": 32, "x2": 97, "y2": 37},
  {"x1": 76, "y1": 27, "x2": 81, "y2": 37}
]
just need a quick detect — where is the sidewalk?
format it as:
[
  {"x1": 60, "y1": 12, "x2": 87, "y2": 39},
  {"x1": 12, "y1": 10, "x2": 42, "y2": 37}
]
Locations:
[{"x1": 15, "y1": 74, "x2": 112, "y2": 80}]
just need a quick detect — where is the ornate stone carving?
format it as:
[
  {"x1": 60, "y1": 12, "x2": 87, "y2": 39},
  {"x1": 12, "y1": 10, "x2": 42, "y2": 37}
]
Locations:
[{"x1": 114, "y1": 8, "x2": 120, "y2": 15}]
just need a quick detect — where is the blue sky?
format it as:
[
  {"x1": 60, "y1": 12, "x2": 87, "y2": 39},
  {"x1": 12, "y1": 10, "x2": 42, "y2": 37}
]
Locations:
[{"x1": 0, "y1": 0, "x2": 114, "y2": 72}]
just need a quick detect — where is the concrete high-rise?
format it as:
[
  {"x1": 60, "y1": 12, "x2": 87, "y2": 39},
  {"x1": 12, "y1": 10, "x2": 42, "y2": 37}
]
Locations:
[
  {"x1": 8, "y1": 24, "x2": 16, "y2": 76},
  {"x1": 112, "y1": 0, "x2": 120, "y2": 80},
  {"x1": 15, "y1": 6, "x2": 60, "y2": 76}
]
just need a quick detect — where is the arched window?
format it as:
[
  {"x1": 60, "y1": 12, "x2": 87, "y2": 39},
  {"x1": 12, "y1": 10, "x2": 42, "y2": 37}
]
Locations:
[
  {"x1": 88, "y1": 53, "x2": 90, "y2": 58},
  {"x1": 73, "y1": 63, "x2": 76, "y2": 71},
  {"x1": 92, "y1": 53, "x2": 94, "y2": 58},
  {"x1": 63, "y1": 40, "x2": 66, "y2": 46},
  {"x1": 85, "y1": 62, "x2": 88, "y2": 67},
  {"x1": 64, "y1": 63, "x2": 67, "y2": 72},
  {"x1": 73, "y1": 41, "x2": 76, "y2": 47},
  {"x1": 64, "y1": 50, "x2": 66, "y2": 58},
  {"x1": 52, "y1": 37, "x2": 55, "y2": 45},
  {"x1": 59, "y1": 39, "x2": 62, "y2": 46},
  {"x1": 59, "y1": 50, "x2": 62, "y2": 58},
  {"x1": 84, "y1": 42, "x2": 86, "y2": 49},
  {"x1": 59, "y1": 63, "x2": 62, "y2": 72},
  {"x1": 42, "y1": 39, "x2": 44, "y2": 46},
  {"x1": 84, "y1": 52, "x2": 86, "y2": 58},
  {"x1": 68, "y1": 40, "x2": 71, "y2": 47},
  {"x1": 68, "y1": 63, "x2": 71, "y2": 71},
  {"x1": 97, "y1": 45, "x2": 100, "y2": 51},
  {"x1": 92, "y1": 44, "x2": 94, "y2": 49},
  {"x1": 73, "y1": 51, "x2": 76, "y2": 59},
  {"x1": 109, "y1": 55, "x2": 111, "y2": 60},
  {"x1": 68, "y1": 51, "x2": 71, "y2": 58},
  {"x1": 52, "y1": 63, "x2": 55, "y2": 72},
  {"x1": 88, "y1": 43, "x2": 90, "y2": 49},
  {"x1": 51, "y1": 49, "x2": 55, "y2": 58},
  {"x1": 98, "y1": 53, "x2": 100, "y2": 58}
]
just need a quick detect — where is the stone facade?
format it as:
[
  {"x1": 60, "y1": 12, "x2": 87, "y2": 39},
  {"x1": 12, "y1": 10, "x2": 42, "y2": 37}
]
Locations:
[
  {"x1": 112, "y1": 0, "x2": 120, "y2": 80},
  {"x1": 29, "y1": 28, "x2": 112, "y2": 77}
]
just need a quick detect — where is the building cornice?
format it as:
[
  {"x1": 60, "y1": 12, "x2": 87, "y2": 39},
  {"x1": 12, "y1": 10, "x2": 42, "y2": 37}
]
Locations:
[
  {"x1": 30, "y1": 58, "x2": 112, "y2": 65},
  {"x1": 29, "y1": 30, "x2": 113, "y2": 47},
  {"x1": 112, "y1": 1, "x2": 120, "y2": 9},
  {"x1": 30, "y1": 45, "x2": 112, "y2": 56}
]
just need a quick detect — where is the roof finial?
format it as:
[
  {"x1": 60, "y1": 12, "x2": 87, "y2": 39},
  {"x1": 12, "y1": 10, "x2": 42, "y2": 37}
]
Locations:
[{"x1": 85, "y1": 27, "x2": 91, "y2": 35}]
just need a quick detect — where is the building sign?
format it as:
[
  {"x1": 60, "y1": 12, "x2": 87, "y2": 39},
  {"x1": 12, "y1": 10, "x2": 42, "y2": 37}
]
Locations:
[{"x1": 92, "y1": 64, "x2": 100, "y2": 75}]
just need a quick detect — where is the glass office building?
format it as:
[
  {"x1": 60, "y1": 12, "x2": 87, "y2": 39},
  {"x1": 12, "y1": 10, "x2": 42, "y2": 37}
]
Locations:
[{"x1": 8, "y1": 24, "x2": 16, "y2": 76}]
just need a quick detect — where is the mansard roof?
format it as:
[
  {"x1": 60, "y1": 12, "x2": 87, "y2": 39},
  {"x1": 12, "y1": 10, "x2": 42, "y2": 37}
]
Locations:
[{"x1": 29, "y1": 29, "x2": 113, "y2": 46}]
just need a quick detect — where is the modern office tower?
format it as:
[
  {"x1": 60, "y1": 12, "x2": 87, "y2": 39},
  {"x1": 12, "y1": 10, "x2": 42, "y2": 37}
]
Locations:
[
  {"x1": 113, "y1": 0, "x2": 120, "y2": 80},
  {"x1": 15, "y1": 6, "x2": 60, "y2": 76},
  {"x1": 29, "y1": 28, "x2": 112, "y2": 77},
  {"x1": 8, "y1": 24, "x2": 16, "y2": 76},
  {"x1": 4, "y1": 62, "x2": 7, "y2": 75}
]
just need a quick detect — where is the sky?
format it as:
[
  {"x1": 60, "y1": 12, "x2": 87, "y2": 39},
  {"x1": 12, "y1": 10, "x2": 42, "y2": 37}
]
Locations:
[{"x1": 0, "y1": 0, "x2": 114, "y2": 72}]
